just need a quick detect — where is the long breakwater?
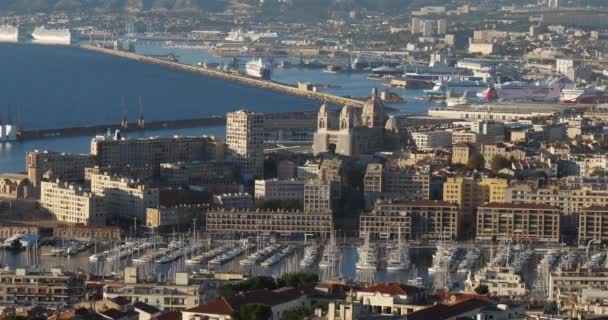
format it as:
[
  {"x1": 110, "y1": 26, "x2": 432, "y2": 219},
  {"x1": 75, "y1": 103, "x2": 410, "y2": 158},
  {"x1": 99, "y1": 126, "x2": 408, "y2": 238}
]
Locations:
[{"x1": 81, "y1": 45, "x2": 365, "y2": 108}]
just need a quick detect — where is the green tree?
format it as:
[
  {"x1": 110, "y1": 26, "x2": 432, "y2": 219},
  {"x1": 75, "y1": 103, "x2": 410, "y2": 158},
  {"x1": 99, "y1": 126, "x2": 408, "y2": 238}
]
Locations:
[
  {"x1": 490, "y1": 155, "x2": 511, "y2": 172},
  {"x1": 278, "y1": 272, "x2": 319, "y2": 289},
  {"x1": 236, "y1": 304, "x2": 273, "y2": 320},
  {"x1": 218, "y1": 276, "x2": 278, "y2": 298},
  {"x1": 475, "y1": 284, "x2": 489, "y2": 295},
  {"x1": 466, "y1": 153, "x2": 485, "y2": 170},
  {"x1": 281, "y1": 307, "x2": 313, "y2": 320}
]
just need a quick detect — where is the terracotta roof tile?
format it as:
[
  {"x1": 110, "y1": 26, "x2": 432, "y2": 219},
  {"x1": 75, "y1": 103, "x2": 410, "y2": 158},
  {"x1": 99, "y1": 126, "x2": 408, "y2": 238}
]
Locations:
[
  {"x1": 185, "y1": 297, "x2": 234, "y2": 315},
  {"x1": 357, "y1": 283, "x2": 422, "y2": 296}
]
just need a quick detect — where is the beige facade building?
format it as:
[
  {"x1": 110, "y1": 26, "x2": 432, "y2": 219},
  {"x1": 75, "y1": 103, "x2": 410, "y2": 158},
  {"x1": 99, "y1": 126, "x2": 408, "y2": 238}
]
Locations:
[
  {"x1": 451, "y1": 143, "x2": 479, "y2": 166},
  {"x1": 159, "y1": 161, "x2": 237, "y2": 190},
  {"x1": 40, "y1": 181, "x2": 105, "y2": 225},
  {"x1": 90, "y1": 134, "x2": 224, "y2": 169},
  {"x1": 254, "y1": 179, "x2": 305, "y2": 205},
  {"x1": 482, "y1": 143, "x2": 526, "y2": 168},
  {"x1": 360, "y1": 200, "x2": 459, "y2": 240},
  {"x1": 578, "y1": 206, "x2": 608, "y2": 245},
  {"x1": 411, "y1": 130, "x2": 452, "y2": 150},
  {"x1": 464, "y1": 267, "x2": 527, "y2": 298},
  {"x1": 505, "y1": 185, "x2": 608, "y2": 216},
  {"x1": 90, "y1": 173, "x2": 159, "y2": 222},
  {"x1": 53, "y1": 225, "x2": 120, "y2": 240},
  {"x1": 443, "y1": 177, "x2": 508, "y2": 216},
  {"x1": 550, "y1": 271, "x2": 608, "y2": 302},
  {"x1": 27, "y1": 151, "x2": 95, "y2": 195},
  {"x1": 0, "y1": 224, "x2": 40, "y2": 239},
  {"x1": 226, "y1": 110, "x2": 264, "y2": 180},
  {"x1": 363, "y1": 163, "x2": 430, "y2": 200},
  {"x1": 476, "y1": 203, "x2": 561, "y2": 243},
  {"x1": 304, "y1": 179, "x2": 340, "y2": 213},
  {"x1": 146, "y1": 205, "x2": 205, "y2": 230},
  {"x1": 206, "y1": 209, "x2": 333, "y2": 237}
]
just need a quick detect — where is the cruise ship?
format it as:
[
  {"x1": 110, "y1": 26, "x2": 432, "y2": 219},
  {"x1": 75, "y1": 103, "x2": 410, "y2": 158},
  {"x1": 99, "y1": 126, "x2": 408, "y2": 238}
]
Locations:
[
  {"x1": 0, "y1": 25, "x2": 18, "y2": 43},
  {"x1": 246, "y1": 58, "x2": 272, "y2": 79},
  {"x1": 424, "y1": 79, "x2": 488, "y2": 98},
  {"x1": 480, "y1": 77, "x2": 573, "y2": 102},
  {"x1": 31, "y1": 27, "x2": 73, "y2": 45},
  {"x1": 560, "y1": 86, "x2": 608, "y2": 104}
]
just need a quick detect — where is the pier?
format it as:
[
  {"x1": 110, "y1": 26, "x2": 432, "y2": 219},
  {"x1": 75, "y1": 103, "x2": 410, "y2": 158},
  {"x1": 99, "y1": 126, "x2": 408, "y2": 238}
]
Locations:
[{"x1": 81, "y1": 45, "x2": 365, "y2": 107}]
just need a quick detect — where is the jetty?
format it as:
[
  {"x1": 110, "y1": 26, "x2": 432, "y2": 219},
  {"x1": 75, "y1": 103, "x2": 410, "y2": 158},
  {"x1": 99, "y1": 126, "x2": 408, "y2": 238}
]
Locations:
[{"x1": 81, "y1": 45, "x2": 364, "y2": 107}]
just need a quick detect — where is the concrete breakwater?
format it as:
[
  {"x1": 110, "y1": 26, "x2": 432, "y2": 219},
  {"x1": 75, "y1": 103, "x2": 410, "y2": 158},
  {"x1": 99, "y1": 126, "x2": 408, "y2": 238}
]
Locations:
[{"x1": 80, "y1": 45, "x2": 364, "y2": 108}]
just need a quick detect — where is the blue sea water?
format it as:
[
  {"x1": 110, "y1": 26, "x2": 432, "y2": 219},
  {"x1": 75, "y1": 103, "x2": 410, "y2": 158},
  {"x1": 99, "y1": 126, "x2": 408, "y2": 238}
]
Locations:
[{"x1": 0, "y1": 44, "x2": 435, "y2": 173}]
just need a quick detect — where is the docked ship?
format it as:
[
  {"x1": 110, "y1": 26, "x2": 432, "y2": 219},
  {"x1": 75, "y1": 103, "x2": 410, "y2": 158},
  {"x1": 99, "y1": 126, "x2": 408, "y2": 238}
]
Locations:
[
  {"x1": 424, "y1": 79, "x2": 488, "y2": 98},
  {"x1": 560, "y1": 87, "x2": 608, "y2": 104},
  {"x1": 31, "y1": 27, "x2": 73, "y2": 45},
  {"x1": 246, "y1": 58, "x2": 272, "y2": 79},
  {"x1": 0, "y1": 25, "x2": 19, "y2": 43},
  {"x1": 481, "y1": 77, "x2": 573, "y2": 102}
]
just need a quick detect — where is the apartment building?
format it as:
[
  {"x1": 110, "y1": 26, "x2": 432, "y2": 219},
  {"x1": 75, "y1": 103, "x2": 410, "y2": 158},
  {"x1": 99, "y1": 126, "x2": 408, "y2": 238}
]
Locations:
[
  {"x1": 254, "y1": 179, "x2": 305, "y2": 205},
  {"x1": 482, "y1": 143, "x2": 526, "y2": 168},
  {"x1": 451, "y1": 143, "x2": 479, "y2": 166},
  {"x1": 411, "y1": 131, "x2": 452, "y2": 150},
  {"x1": 90, "y1": 134, "x2": 223, "y2": 169},
  {"x1": 212, "y1": 193, "x2": 254, "y2": 209},
  {"x1": 90, "y1": 173, "x2": 159, "y2": 222},
  {"x1": 360, "y1": 200, "x2": 459, "y2": 240},
  {"x1": 464, "y1": 267, "x2": 527, "y2": 298},
  {"x1": 226, "y1": 110, "x2": 264, "y2": 180},
  {"x1": 304, "y1": 179, "x2": 341, "y2": 213},
  {"x1": 27, "y1": 151, "x2": 95, "y2": 195},
  {"x1": 505, "y1": 185, "x2": 608, "y2": 216},
  {"x1": 0, "y1": 268, "x2": 85, "y2": 309},
  {"x1": 159, "y1": 161, "x2": 237, "y2": 189},
  {"x1": 206, "y1": 209, "x2": 333, "y2": 237},
  {"x1": 40, "y1": 181, "x2": 105, "y2": 225},
  {"x1": 578, "y1": 206, "x2": 608, "y2": 245},
  {"x1": 550, "y1": 271, "x2": 608, "y2": 302},
  {"x1": 146, "y1": 205, "x2": 205, "y2": 231},
  {"x1": 443, "y1": 177, "x2": 508, "y2": 216},
  {"x1": 363, "y1": 164, "x2": 430, "y2": 201},
  {"x1": 476, "y1": 203, "x2": 561, "y2": 243},
  {"x1": 103, "y1": 268, "x2": 206, "y2": 311}
]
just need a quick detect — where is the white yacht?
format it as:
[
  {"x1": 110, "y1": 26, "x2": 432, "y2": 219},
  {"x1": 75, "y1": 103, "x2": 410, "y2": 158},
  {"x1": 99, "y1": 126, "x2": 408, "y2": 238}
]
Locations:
[
  {"x1": 355, "y1": 233, "x2": 377, "y2": 271},
  {"x1": 386, "y1": 231, "x2": 410, "y2": 271}
]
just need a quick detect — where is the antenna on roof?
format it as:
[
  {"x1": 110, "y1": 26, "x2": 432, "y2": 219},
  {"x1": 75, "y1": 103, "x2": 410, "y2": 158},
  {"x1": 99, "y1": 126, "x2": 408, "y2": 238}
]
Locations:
[
  {"x1": 138, "y1": 96, "x2": 144, "y2": 129},
  {"x1": 121, "y1": 97, "x2": 128, "y2": 129}
]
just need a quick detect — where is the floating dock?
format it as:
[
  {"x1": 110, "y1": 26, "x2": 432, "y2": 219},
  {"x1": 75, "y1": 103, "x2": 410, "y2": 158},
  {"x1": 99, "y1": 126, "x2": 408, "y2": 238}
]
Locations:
[{"x1": 81, "y1": 45, "x2": 364, "y2": 108}]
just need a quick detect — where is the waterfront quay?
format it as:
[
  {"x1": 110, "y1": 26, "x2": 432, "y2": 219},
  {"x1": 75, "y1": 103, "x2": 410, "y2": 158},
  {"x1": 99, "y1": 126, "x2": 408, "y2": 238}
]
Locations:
[{"x1": 81, "y1": 45, "x2": 365, "y2": 108}]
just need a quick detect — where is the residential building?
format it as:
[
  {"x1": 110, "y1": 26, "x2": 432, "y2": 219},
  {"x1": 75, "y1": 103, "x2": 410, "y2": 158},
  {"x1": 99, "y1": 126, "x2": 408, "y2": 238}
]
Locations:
[
  {"x1": 363, "y1": 163, "x2": 430, "y2": 201},
  {"x1": 103, "y1": 268, "x2": 206, "y2": 311},
  {"x1": 0, "y1": 224, "x2": 39, "y2": 238},
  {"x1": 304, "y1": 179, "x2": 340, "y2": 213},
  {"x1": 411, "y1": 131, "x2": 452, "y2": 150},
  {"x1": 578, "y1": 206, "x2": 608, "y2": 245},
  {"x1": 27, "y1": 151, "x2": 95, "y2": 195},
  {"x1": 90, "y1": 173, "x2": 159, "y2": 222},
  {"x1": 226, "y1": 110, "x2": 264, "y2": 180},
  {"x1": 354, "y1": 283, "x2": 427, "y2": 316},
  {"x1": 296, "y1": 161, "x2": 319, "y2": 179},
  {"x1": 40, "y1": 180, "x2": 105, "y2": 225},
  {"x1": 0, "y1": 268, "x2": 85, "y2": 309},
  {"x1": 505, "y1": 184, "x2": 608, "y2": 216},
  {"x1": 90, "y1": 134, "x2": 223, "y2": 170},
  {"x1": 476, "y1": 203, "x2": 561, "y2": 243},
  {"x1": 254, "y1": 179, "x2": 305, "y2": 206},
  {"x1": 313, "y1": 89, "x2": 387, "y2": 157},
  {"x1": 464, "y1": 267, "x2": 527, "y2": 298},
  {"x1": 443, "y1": 177, "x2": 508, "y2": 216},
  {"x1": 550, "y1": 271, "x2": 608, "y2": 302},
  {"x1": 159, "y1": 161, "x2": 237, "y2": 190},
  {"x1": 482, "y1": 143, "x2": 526, "y2": 168},
  {"x1": 182, "y1": 287, "x2": 308, "y2": 320},
  {"x1": 451, "y1": 143, "x2": 478, "y2": 166},
  {"x1": 206, "y1": 209, "x2": 333, "y2": 237},
  {"x1": 360, "y1": 200, "x2": 459, "y2": 240},
  {"x1": 318, "y1": 158, "x2": 344, "y2": 183},
  {"x1": 146, "y1": 205, "x2": 205, "y2": 231},
  {"x1": 428, "y1": 108, "x2": 555, "y2": 121}
]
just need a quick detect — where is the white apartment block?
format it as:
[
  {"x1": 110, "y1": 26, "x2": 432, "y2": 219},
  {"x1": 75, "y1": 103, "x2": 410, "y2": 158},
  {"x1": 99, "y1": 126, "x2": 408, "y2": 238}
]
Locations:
[
  {"x1": 90, "y1": 173, "x2": 159, "y2": 222},
  {"x1": 254, "y1": 179, "x2": 305, "y2": 205},
  {"x1": 411, "y1": 131, "x2": 452, "y2": 150},
  {"x1": 226, "y1": 110, "x2": 264, "y2": 181},
  {"x1": 40, "y1": 181, "x2": 105, "y2": 225}
]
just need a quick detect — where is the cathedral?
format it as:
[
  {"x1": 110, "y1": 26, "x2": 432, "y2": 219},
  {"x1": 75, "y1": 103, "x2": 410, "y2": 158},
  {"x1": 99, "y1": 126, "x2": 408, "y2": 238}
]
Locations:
[{"x1": 313, "y1": 88, "x2": 391, "y2": 157}]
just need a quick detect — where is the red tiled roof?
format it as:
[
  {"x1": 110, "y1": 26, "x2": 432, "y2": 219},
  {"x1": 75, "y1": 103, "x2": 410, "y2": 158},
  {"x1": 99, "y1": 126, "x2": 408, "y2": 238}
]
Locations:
[
  {"x1": 357, "y1": 283, "x2": 422, "y2": 296},
  {"x1": 185, "y1": 297, "x2": 234, "y2": 316},
  {"x1": 152, "y1": 311, "x2": 181, "y2": 320},
  {"x1": 405, "y1": 298, "x2": 490, "y2": 320}
]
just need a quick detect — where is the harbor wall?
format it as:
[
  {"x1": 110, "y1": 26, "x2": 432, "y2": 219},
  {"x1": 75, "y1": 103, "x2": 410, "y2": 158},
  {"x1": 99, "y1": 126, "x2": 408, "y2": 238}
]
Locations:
[{"x1": 80, "y1": 45, "x2": 364, "y2": 108}]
